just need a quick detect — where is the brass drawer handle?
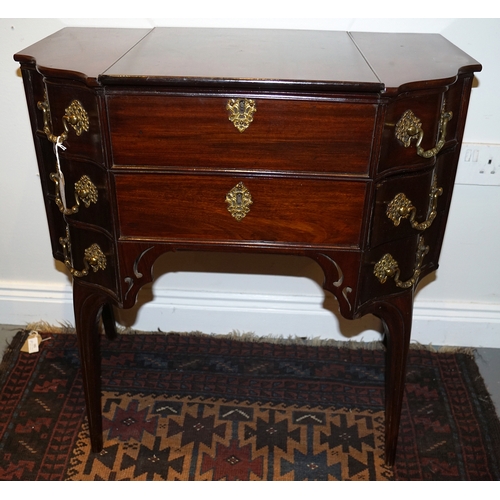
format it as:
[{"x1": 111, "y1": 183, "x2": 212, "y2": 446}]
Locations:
[
  {"x1": 225, "y1": 182, "x2": 253, "y2": 221},
  {"x1": 374, "y1": 236, "x2": 429, "y2": 289},
  {"x1": 60, "y1": 227, "x2": 106, "y2": 278},
  {"x1": 50, "y1": 173, "x2": 98, "y2": 215},
  {"x1": 37, "y1": 93, "x2": 89, "y2": 144},
  {"x1": 395, "y1": 103, "x2": 452, "y2": 158},
  {"x1": 386, "y1": 174, "x2": 442, "y2": 231},
  {"x1": 227, "y1": 98, "x2": 256, "y2": 132}
]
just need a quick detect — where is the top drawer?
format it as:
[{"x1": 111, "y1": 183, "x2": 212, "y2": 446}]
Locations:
[
  {"x1": 106, "y1": 95, "x2": 377, "y2": 175},
  {"x1": 378, "y1": 90, "x2": 452, "y2": 173},
  {"x1": 43, "y1": 81, "x2": 104, "y2": 164}
]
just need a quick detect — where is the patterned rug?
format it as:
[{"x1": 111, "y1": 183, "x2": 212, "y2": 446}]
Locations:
[{"x1": 1, "y1": 330, "x2": 499, "y2": 481}]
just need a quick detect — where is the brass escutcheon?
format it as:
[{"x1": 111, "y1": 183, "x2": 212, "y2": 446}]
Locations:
[
  {"x1": 374, "y1": 236, "x2": 429, "y2": 289},
  {"x1": 227, "y1": 98, "x2": 256, "y2": 132},
  {"x1": 225, "y1": 182, "x2": 253, "y2": 221},
  {"x1": 38, "y1": 93, "x2": 89, "y2": 144},
  {"x1": 395, "y1": 102, "x2": 452, "y2": 158}
]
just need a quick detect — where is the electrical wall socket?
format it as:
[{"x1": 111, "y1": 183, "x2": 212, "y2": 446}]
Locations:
[{"x1": 455, "y1": 143, "x2": 500, "y2": 186}]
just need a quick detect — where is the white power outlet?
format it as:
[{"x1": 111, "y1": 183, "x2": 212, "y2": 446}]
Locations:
[{"x1": 455, "y1": 143, "x2": 500, "y2": 186}]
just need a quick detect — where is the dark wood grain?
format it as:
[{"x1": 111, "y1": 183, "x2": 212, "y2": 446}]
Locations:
[
  {"x1": 72, "y1": 281, "x2": 113, "y2": 452},
  {"x1": 378, "y1": 90, "x2": 445, "y2": 173},
  {"x1": 350, "y1": 32, "x2": 481, "y2": 94},
  {"x1": 115, "y1": 173, "x2": 367, "y2": 246},
  {"x1": 56, "y1": 157, "x2": 112, "y2": 232},
  {"x1": 101, "y1": 28, "x2": 382, "y2": 91},
  {"x1": 43, "y1": 81, "x2": 104, "y2": 163},
  {"x1": 14, "y1": 28, "x2": 151, "y2": 86},
  {"x1": 108, "y1": 95, "x2": 377, "y2": 174},
  {"x1": 14, "y1": 28, "x2": 481, "y2": 93},
  {"x1": 356, "y1": 291, "x2": 414, "y2": 466},
  {"x1": 15, "y1": 27, "x2": 481, "y2": 467}
]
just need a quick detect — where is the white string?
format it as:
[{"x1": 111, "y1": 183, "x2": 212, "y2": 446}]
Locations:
[{"x1": 53, "y1": 136, "x2": 67, "y2": 211}]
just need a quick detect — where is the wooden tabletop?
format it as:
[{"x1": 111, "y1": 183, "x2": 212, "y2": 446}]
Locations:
[{"x1": 14, "y1": 27, "x2": 481, "y2": 93}]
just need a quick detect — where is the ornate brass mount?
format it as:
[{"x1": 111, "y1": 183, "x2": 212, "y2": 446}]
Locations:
[
  {"x1": 37, "y1": 94, "x2": 89, "y2": 144},
  {"x1": 60, "y1": 226, "x2": 106, "y2": 278},
  {"x1": 225, "y1": 182, "x2": 253, "y2": 221},
  {"x1": 374, "y1": 236, "x2": 429, "y2": 289},
  {"x1": 386, "y1": 174, "x2": 443, "y2": 231},
  {"x1": 395, "y1": 103, "x2": 452, "y2": 158},
  {"x1": 227, "y1": 98, "x2": 256, "y2": 132},
  {"x1": 50, "y1": 173, "x2": 98, "y2": 215}
]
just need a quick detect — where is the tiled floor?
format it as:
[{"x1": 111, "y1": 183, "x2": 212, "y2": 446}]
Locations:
[{"x1": 1, "y1": 323, "x2": 499, "y2": 418}]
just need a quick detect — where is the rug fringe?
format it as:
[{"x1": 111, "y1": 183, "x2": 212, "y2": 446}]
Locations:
[
  {"x1": 408, "y1": 341, "x2": 476, "y2": 356},
  {"x1": 25, "y1": 320, "x2": 75, "y2": 334},
  {"x1": 21, "y1": 322, "x2": 475, "y2": 355},
  {"x1": 163, "y1": 328, "x2": 388, "y2": 350}
]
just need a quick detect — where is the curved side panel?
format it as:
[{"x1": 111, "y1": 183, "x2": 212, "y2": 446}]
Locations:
[
  {"x1": 309, "y1": 251, "x2": 361, "y2": 320},
  {"x1": 117, "y1": 241, "x2": 364, "y2": 317},
  {"x1": 118, "y1": 242, "x2": 168, "y2": 309}
]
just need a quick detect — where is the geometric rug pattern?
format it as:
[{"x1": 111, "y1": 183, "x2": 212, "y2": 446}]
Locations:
[
  {"x1": 66, "y1": 393, "x2": 390, "y2": 481},
  {"x1": 1, "y1": 330, "x2": 500, "y2": 480}
]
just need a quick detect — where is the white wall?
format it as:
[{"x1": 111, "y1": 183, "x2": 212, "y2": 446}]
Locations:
[{"x1": 1, "y1": 17, "x2": 499, "y2": 347}]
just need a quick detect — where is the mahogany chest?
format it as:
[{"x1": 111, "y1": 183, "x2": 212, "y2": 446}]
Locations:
[{"x1": 15, "y1": 27, "x2": 481, "y2": 465}]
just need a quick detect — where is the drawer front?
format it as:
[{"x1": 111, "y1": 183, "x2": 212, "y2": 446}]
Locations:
[
  {"x1": 107, "y1": 95, "x2": 377, "y2": 175},
  {"x1": 360, "y1": 234, "x2": 433, "y2": 304},
  {"x1": 370, "y1": 168, "x2": 440, "y2": 248},
  {"x1": 51, "y1": 157, "x2": 112, "y2": 232},
  {"x1": 115, "y1": 174, "x2": 367, "y2": 246},
  {"x1": 59, "y1": 224, "x2": 117, "y2": 293},
  {"x1": 43, "y1": 81, "x2": 104, "y2": 164},
  {"x1": 379, "y1": 90, "x2": 448, "y2": 173}
]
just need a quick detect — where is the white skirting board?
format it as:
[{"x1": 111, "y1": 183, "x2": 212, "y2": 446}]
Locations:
[{"x1": 0, "y1": 281, "x2": 499, "y2": 348}]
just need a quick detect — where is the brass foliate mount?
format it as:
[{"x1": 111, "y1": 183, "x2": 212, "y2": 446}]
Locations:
[
  {"x1": 60, "y1": 227, "x2": 106, "y2": 278},
  {"x1": 395, "y1": 102, "x2": 452, "y2": 158},
  {"x1": 386, "y1": 174, "x2": 443, "y2": 231},
  {"x1": 37, "y1": 94, "x2": 90, "y2": 144},
  {"x1": 225, "y1": 182, "x2": 253, "y2": 221},
  {"x1": 374, "y1": 236, "x2": 429, "y2": 289},
  {"x1": 227, "y1": 98, "x2": 256, "y2": 132},
  {"x1": 50, "y1": 174, "x2": 98, "y2": 215},
  {"x1": 74, "y1": 175, "x2": 98, "y2": 208}
]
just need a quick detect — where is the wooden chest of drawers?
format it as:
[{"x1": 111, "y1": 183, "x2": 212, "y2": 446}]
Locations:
[{"x1": 14, "y1": 27, "x2": 481, "y2": 465}]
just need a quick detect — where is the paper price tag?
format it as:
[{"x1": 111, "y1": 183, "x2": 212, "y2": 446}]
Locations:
[
  {"x1": 54, "y1": 138, "x2": 67, "y2": 210},
  {"x1": 27, "y1": 336, "x2": 39, "y2": 353},
  {"x1": 21, "y1": 331, "x2": 50, "y2": 354}
]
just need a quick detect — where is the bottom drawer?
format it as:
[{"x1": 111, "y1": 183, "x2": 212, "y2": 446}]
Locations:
[
  {"x1": 59, "y1": 224, "x2": 117, "y2": 293},
  {"x1": 360, "y1": 233, "x2": 434, "y2": 304},
  {"x1": 370, "y1": 168, "x2": 439, "y2": 248},
  {"x1": 115, "y1": 173, "x2": 367, "y2": 247}
]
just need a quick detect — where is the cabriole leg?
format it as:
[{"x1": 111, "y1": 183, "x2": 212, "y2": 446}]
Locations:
[
  {"x1": 73, "y1": 280, "x2": 109, "y2": 453},
  {"x1": 363, "y1": 291, "x2": 414, "y2": 466},
  {"x1": 101, "y1": 302, "x2": 117, "y2": 340}
]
